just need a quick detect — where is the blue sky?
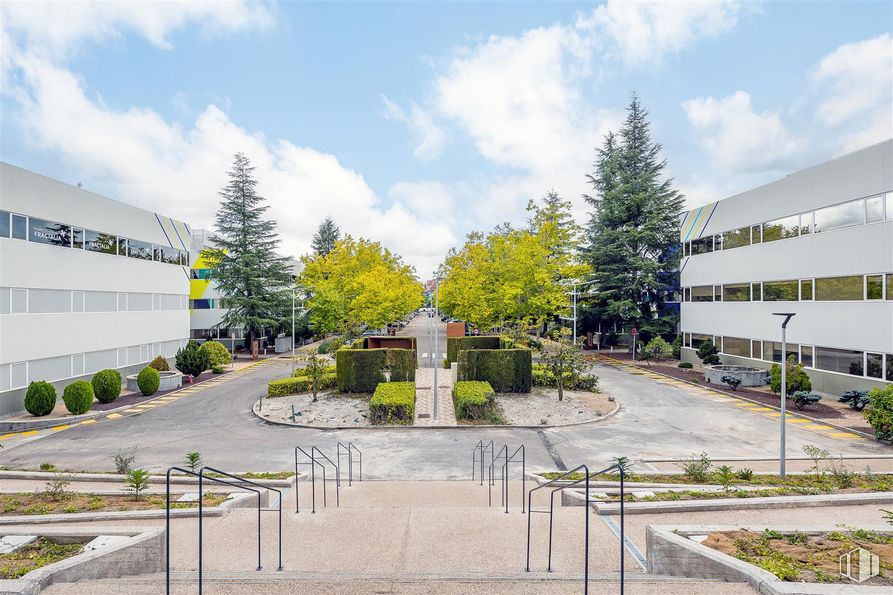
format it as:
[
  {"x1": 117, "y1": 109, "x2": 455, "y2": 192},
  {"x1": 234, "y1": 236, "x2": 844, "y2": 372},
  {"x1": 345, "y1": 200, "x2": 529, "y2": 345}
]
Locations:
[{"x1": 1, "y1": 1, "x2": 891, "y2": 274}]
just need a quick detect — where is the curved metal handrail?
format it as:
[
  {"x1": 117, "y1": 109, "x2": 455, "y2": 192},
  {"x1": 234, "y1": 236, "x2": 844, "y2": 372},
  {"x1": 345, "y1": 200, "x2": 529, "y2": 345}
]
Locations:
[
  {"x1": 337, "y1": 442, "x2": 362, "y2": 486},
  {"x1": 487, "y1": 444, "x2": 508, "y2": 507},
  {"x1": 472, "y1": 440, "x2": 495, "y2": 485},
  {"x1": 499, "y1": 444, "x2": 525, "y2": 513},
  {"x1": 295, "y1": 446, "x2": 328, "y2": 513},
  {"x1": 312, "y1": 446, "x2": 340, "y2": 507}
]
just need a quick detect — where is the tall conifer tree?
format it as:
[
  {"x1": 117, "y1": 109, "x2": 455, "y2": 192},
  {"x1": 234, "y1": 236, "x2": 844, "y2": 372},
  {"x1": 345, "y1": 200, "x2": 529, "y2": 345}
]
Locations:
[{"x1": 311, "y1": 217, "x2": 340, "y2": 256}]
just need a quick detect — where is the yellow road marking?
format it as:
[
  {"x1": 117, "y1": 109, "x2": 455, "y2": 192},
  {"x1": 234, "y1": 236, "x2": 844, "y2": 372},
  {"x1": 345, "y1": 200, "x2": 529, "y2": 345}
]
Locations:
[
  {"x1": 78, "y1": 419, "x2": 97, "y2": 425},
  {"x1": 749, "y1": 407, "x2": 773, "y2": 412},
  {"x1": 18, "y1": 430, "x2": 38, "y2": 437},
  {"x1": 829, "y1": 432, "x2": 861, "y2": 438},
  {"x1": 786, "y1": 418, "x2": 809, "y2": 423},
  {"x1": 105, "y1": 413, "x2": 123, "y2": 419},
  {"x1": 51, "y1": 425, "x2": 70, "y2": 431},
  {"x1": 124, "y1": 409, "x2": 143, "y2": 413},
  {"x1": 0, "y1": 432, "x2": 20, "y2": 440},
  {"x1": 804, "y1": 424, "x2": 832, "y2": 430}
]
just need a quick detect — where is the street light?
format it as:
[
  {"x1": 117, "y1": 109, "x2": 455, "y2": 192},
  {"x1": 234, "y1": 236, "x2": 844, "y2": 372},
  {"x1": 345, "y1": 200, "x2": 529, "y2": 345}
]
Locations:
[
  {"x1": 433, "y1": 274, "x2": 440, "y2": 421},
  {"x1": 562, "y1": 279, "x2": 597, "y2": 345},
  {"x1": 291, "y1": 287, "x2": 306, "y2": 376},
  {"x1": 772, "y1": 312, "x2": 796, "y2": 477}
]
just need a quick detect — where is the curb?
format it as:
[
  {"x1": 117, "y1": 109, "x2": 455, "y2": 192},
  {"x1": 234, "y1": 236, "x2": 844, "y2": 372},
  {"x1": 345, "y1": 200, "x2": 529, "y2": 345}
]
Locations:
[{"x1": 0, "y1": 470, "x2": 296, "y2": 487}]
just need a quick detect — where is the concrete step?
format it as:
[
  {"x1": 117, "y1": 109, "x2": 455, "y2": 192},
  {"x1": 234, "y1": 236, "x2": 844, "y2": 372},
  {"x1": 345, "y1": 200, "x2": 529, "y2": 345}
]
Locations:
[{"x1": 316, "y1": 480, "x2": 528, "y2": 509}]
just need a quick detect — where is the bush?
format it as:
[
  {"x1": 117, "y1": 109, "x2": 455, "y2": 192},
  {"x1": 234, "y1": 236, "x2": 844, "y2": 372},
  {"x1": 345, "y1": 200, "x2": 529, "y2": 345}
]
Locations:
[
  {"x1": 370, "y1": 382, "x2": 415, "y2": 424},
  {"x1": 295, "y1": 364, "x2": 336, "y2": 377},
  {"x1": 24, "y1": 381, "x2": 57, "y2": 417},
  {"x1": 136, "y1": 367, "x2": 160, "y2": 396},
  {"x1": 769, "y1": 356, "x2": 811, "y2": 394},
  {"x1": 91, "y1": 369, "x2": 122, "y2": 404},
  {"x1": 671, "y1": 335, "x2": 682, "y2": 359},
  {"x1": 175, "y1": 340, "x2": 210, "y2": 377},
  {"x1": 200, "y1": 341, "x2": 231, "y2": 368},
  {"x1": 335, "y1": 348, "x2": 416, "y2": 392},
  {"x1": 678, "y1": 362, "x2": 693, "y2": 369},
  {"x1": 317, "y1": 337, "x2": 343, "y2": 355},
  {"x1": 644, "y1": 337, "x2": 673, "y2": 364},
  {"x1": 696, "y1": 338, "x2": 720, "y2": 365},
  {"x1": 531, "y1": 363, "x2": 598, "y2": 391},
  {"x1": 864, "y1": 384, "x2": 893, "y2": 441},
  {"x1": 62, "y1": 381, "x2": 94, "y2": 415},
  {"x1": 148, "y1": 355, "x2": 170, "y2": 372},
  {"x1": 268, "y1": 373, "x2": 337, "y2": 397},
  {"x1": 453, "y1": 381, "x2": 496, "y2": 420},
  {"x1": 721, "y1": 375, "x2": 741, "y2": 391},
  {"x1": 446, "y1": 336, "x2": 501, "y2": 364},
  {"x1": 458, "y1": 348, "x2": 532, "y2": 393},
  {"x1": 678, "y1": 452, "x2": 712, "y2": 482}
]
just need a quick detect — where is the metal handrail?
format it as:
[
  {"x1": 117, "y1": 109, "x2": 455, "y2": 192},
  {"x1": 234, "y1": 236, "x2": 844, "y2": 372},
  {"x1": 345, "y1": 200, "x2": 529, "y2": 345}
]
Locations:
[
  {"x1": 295, "y1": 446, "x2": 328, "y2": 513},
  {"x1": 487, "y1": 444, "x2": 508, "y2": 507},
  {"x1": 525, "y1": 463, "x2": 625, "y2": 595},
  {"x1": 500, "y1": 445, "x2": 526, "y2": 513},
  {"x1": 311, "y1": 447, "x2": 340, "y2": 507},
  {"x1": 337, "y1": 442, "x2": 363, "y2": 486},
  {"x1": 472, "y1": 440, "x2": 495, "y2": 485}
]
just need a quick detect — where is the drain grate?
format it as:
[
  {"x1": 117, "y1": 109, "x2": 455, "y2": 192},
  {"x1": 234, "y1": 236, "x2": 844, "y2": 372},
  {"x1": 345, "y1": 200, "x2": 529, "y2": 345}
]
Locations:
[{"x1": 417, "y1": 413, "x2": 430, "y2": 418}]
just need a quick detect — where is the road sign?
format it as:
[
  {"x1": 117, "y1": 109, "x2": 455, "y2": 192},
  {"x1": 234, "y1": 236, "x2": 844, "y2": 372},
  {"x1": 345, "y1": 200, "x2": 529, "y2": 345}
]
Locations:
[{"x1": 631, "y1": 327, "x2": 638, "y2": 337}]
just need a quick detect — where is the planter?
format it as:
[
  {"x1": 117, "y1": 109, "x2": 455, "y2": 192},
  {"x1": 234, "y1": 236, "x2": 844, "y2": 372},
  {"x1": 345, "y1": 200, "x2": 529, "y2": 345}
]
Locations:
[
  {"x1": 125, "y1": 370, "x2": 182, "y2": 392},
  {"x1": 704, "y1": 365, "x2": 765, "y2": 387}
]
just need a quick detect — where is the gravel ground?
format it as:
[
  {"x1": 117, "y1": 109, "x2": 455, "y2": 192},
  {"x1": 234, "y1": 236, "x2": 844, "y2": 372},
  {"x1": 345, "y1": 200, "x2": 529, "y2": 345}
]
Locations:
[
  {"x1": 496, "y1": 388, "x2": 614, "y2": 426},
  {"x1": 260, "y1": 390, "x2": 370, "y2": 427}
]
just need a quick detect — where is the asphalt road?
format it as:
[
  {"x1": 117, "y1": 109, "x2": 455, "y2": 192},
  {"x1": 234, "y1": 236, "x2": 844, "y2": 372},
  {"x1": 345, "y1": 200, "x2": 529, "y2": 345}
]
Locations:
[
  {"x1": 1, "y1": 342, "x2": 889, "y2": 478},
  {"x1": 405, "y1": 314, "x2": 447, "y2": 368}
]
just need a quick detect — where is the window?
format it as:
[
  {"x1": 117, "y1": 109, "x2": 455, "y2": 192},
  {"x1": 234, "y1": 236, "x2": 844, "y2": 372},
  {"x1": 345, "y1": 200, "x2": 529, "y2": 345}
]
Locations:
[
  {"x1": 684, "y1": 333, "x2": 691, "y2": 348},
  {"x1": 0, "y1": 211, "x2": 9, "y2": 237},
  {"x1": 815, "y1": 275, "x2": 863, "y2": 301},
  {"x1": 190, "y1": 299, "x2": 217, "y2": 309},
  {"x1": 763, "y1": 341, "x2": 799, "y2": 363},
  {"x1": 29, "y1": 289, "x2": 72, "y2": 313},
  {"x1": 815, "y1": 346, "x2": 864, "y2": 376},
  {"x1": 72, "y1": 228, "x2": 84, "y2": 249},
  {"x1": 714, "y1": 285, "x2": 722, "y2": 302},
  {"x1": 888, "y1": 275, "x2": 893, "y2": 300},
  {"x1": 750, "y1": 224, "x2": 762, "y2": 244},
  {"x1": 814, "y1": 199, "x2": 864, "y2": 232},
  {"x1": 713, "y1": 234, "x2": 723, "y2": 250},
  {"x1": 762, "y1": 214, "x2": 800, "y2": 242},
  {"x1": 154, "y1": 245, "x2": 181, "y2": 265},
  {"x1": 691, "y1": 333, "x2": 711, "y2": 349},
  {"x1": 751, "y1": 283, "x2": 762, "y2": 301},
  {"x1": 691, "y1": 286, "x2": 713, "y2": 302},
  {"x1": 691, "y1": 237, "x2": 713, "y2": 255},
  {"x1": 179, "y1": 250, "x2": 189, "y2": 266},
  {"x1": 11, "y1": 289, "x2": 27, "y2": 314},
  {"x1": 72, "y1": 291, "x2": 84, "y2": 313},
  {"x1": 28, "y1": 217, "x2": 71, "y2": 246},
  {"x1": 866, "y1": 275, "x2": 883, "y2": 300},
  {"x1": 752, "y1": 340, "x2": 762, "y2": 359},
  {"x1": 800, "y1": 212, "x2": 813, "y2": 235},
  {"x1": 722, "y1": 337, "x2": 750, "y2": 357},
  {"x1": 801, "y1": 345, "x2": 814, "y2": 368},
  {"x1": 128, "y1": 239, "x2": 153, "y2": 260},
  {"x1": 683, "y1": 242, "x2": 690, "y2": 257},
  {"x1": 85, "y1": 291, "x2": 117, "y2": 312},
  {"x1": 683, "y1": 287, "x2": 691, "y2": 302},
  {"x1": 763, "y1": 280, "x2": 799, "y2": 301},
  {"x1": 887, "y1": 192, "x2": 893, "y2": 221},
  {"x1": 866, "y1": 353, "x2": 883, "y2": 379},
  {"x1": 117, "y1": 237, "x2": 128, "y2": 256},
  {"x1": 714, "y1": 336, "x2": 723, "y2": 353},
  {"x1": 800, "y1": 279, "x2": 813, "y2": 301},
  {"x1": 722, "y1": 226, "x2": 751, "y2": 250},
  {"x1": 887, "y1": 354, "x2": 893, "y2": 381},
  {"x1": 84, "y1": 230, "x2": 117, "y2": 254},
  {"x1": 723, "y1": 283, "x2": 750, "y2": 302},
  {"x1": 866, "y1": 195, "x2": 885, "y2": 223},
  {"x1": 12, "y1": 214, "x2": 27, "y2": 239}
]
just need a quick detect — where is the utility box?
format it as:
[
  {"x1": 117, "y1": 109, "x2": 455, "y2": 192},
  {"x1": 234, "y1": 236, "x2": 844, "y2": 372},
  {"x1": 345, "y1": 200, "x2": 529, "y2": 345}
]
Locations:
[{"x1": 446, "y1": 322, "x2": 465, "y2": 338}]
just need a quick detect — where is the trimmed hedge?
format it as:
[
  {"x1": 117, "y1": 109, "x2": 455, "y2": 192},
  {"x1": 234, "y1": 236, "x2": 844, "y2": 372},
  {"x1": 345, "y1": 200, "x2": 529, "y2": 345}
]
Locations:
[
  {"x1": 453, "y1": 381, "x2": 496, "y2": 420},
  {"x1": 370, "y1": 382, "x2": 415, "y2": 425},
  {"x1": 335, "y1": 348, "x2": 416, "y2": 393},
  {"x1": 92, "y1": 369, "x2": 122, "y2": 404},
  {"x1": 531, "y1": 363, "x2": 597, "y2": 391},
  {"x1": 446, "y1": 336, "x2": 501, "y2": 365},
  {"x1": 268, "y1": 373, "x2": 337, "y2": 397},
  {"x1": 200, "y1": 341, "x2": 232, "y2": 368},
  {"x1": 24, "y1": 381, "x2": 56, "y2": 417},
  {"x1": 295, "y1": 364, "x2": 336, "y2": 378},
  {"x1": 137, "y1": 367, "x2": 160, "y2": 396},
  {"x1": 458, "y1": 348, "x2": 532, "y2": 393},
  {"x1": 62, "y1": 381, "x2": 94, "y2": 415}
]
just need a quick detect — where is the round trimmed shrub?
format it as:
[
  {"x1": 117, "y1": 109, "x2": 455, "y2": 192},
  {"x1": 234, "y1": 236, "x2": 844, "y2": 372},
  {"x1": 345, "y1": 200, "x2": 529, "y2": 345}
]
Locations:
[
  {"x1": 62, "y1": 381, "x2": 94, "y2": 415},
  {"x1": 91, "y1": 369, "x2": 122, "y2": 404},
  {"x1": 148, "y1": 355, "x2": 170, "y2": 372},
  {"x1": 137, "y1": 367, "x2": 160, "y2": 396},
  {"x1": 200, "y1": 341, "x2": 231, "y2": 368},
  {"x1": 24, "y1": 381, "x2": 57, "y2": 417}
]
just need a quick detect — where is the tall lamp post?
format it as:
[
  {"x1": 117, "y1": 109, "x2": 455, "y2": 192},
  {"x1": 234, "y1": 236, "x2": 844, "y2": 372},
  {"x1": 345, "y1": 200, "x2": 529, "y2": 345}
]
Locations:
[
  {"x1": 563, "y1": 279, "x2": 597, "y2": 346},
  {"x1": 290, "y1": 287, "x2": 306, "y2": 376},
  {"x1": 433, "y1": 274, "x2": 440, "y2": 421},
  {"x1": 772, "y1": 312, "x2": 796, "y2": 477}
]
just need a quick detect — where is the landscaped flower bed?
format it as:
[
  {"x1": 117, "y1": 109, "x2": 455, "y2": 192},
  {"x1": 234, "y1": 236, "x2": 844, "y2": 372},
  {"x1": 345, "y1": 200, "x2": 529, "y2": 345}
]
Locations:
[
  {"x1": 0, "y1": 492, "x2": 226, "y2": 515},
  {"x1": 0, "y1": 537, "x2": 85, "y2": 579}
]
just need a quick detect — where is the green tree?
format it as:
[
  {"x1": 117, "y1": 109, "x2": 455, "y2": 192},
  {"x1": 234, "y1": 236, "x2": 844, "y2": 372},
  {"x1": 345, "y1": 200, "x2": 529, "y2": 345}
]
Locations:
[
  {"x1": 769, "y1": 356, "x2": 812, "y2": 394},
  {"x1": 864, "y1": 384, "x2": 893, "y2": 441},
  {"x1": 204, "y1": 153, "x2": 293, "y2": 349},
  {"x1": 538, "y1": 328, "x2": 585, "y2": 402},
  {"x1": 302, "y1": 349, "x2": 327, "y2": 403},
  {"x1": 581, "y1": 94, "x2": 684, "y2": 345},
  {"x1": 643, "y1": 336, "x2": 673, "y2": 366},
  {"x1": 311, "y1": 217, "x2": 340, "y2": 256}
]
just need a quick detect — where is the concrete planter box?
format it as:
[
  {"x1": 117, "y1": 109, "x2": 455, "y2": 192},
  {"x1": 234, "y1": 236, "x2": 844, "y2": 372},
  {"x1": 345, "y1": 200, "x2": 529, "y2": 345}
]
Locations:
[
  {"x1": 705, "y1": 365, "x2": 766, "y2": 387},
  {"x1": 125, "y1": 370, "x2": 182, "y2": 392}
]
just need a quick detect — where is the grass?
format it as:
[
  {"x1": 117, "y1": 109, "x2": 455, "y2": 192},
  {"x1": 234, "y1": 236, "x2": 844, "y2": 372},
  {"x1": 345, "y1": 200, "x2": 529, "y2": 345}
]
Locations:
[
  {"x1": 0, "y1": 537, "x2": 84, "y2": 579},
  {"x1": 0, "y1": 492, "x2": 227, "y2": 515}
]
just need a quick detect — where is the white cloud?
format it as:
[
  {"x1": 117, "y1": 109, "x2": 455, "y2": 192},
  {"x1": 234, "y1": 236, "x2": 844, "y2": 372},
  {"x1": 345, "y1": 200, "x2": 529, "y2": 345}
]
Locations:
[
  {"x1": 682, "y1": 91, "x2": 803, "y2": 173},
  {"x1": 380, "y1": 96, "x2": 446, "y2": 161},
  {"x1": 580, "y1": 0, "x2": 742, "y2": 66},
  {"x1": 812, "y1": 33, "x2": 893, "y2": 153}
]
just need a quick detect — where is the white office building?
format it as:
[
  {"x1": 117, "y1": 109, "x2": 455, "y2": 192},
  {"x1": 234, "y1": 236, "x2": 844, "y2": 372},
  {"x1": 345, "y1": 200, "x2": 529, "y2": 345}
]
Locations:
[
  {"x1": 679, "y1": 140, "x2": 893, "y2": 394},
  {"x1": 0, "y1": 163, "x2": 191, "y2": 415}
]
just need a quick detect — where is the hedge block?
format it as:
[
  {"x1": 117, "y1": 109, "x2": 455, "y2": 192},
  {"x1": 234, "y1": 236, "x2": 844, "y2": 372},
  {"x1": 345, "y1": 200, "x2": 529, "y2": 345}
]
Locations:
[
  {"x1": 335, "y1": 348, "x2": 416, "y2": 393},
  {"x1": 453, "y1": 381, "x2": 496, "y2": 420},
  {"x1": 268, "y1": 373, "x2": 337, "y2": 397},
  {"x1": 370, "y1": 382, "x2": 415, "y2": 424},
  {"x1": 458, "y1": 348, "x2": 532, "y2": 393},
  {"x1": 446, "y1": 336, "x2": 501, "y2": 365}
]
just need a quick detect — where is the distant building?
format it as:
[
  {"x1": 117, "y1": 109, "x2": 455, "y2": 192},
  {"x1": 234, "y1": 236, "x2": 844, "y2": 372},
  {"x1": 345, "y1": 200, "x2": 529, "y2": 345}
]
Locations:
[{"x1": 679, "y1": 140, "x2": 892, "y2": 393}]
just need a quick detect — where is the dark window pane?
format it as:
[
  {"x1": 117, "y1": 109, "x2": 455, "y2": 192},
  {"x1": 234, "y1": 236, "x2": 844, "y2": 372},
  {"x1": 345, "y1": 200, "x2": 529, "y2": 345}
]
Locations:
[
  {"x1": 683, "y1": 242, "x2": 690, "y2": 257},
  {"x1": 714, "y1": 286, "x2": 722, "y2": 302},
  {"x1": 85, "y1": 230, "x2": 117, "y2": 254},
  {"x1": 866, "y1": 275, "x2": 883, "y2": 300},
  {"x1": 751, "y1": 225, "x2": 761, "y2": 244},
  {"x1": 12, "y1": 214, "x2": 26, "y2": 239},
  {"x1": 722, "y1": 226, "x2": 751, "y2": 250},
  {"x1": 118, "y1": 237, "x2": 128, "y2": 256},
  {"x1": 723, "y1": 283, "x2": 750, "y2": 301},
  {"x1": 815, "y1": 346, "x2": 863, "y2": 376},
  {"x1": 752, "y1": 340, "x2": 762, "y2": 359},
  {"x1": 691, "y1": 333, "x2": 711, "y2": 349},
  {"x1": 28, "y1": 217, "x2": 71, "y2": 246},
  {"x1": 0, "y1": 211, "x2": 9, "y2": 237},
  {"x1": 762, "y1": 214, "x2": 800, "y2": 242},
  {"x1": 815, "y1": 275, "x2": 863, "y2": 301},
  {"x1": 887, "y1": 354, "x2": 893, "y2": 381},
  {"x1": 887, "y1": 275, "x2": 892, "y2": 301},
  {"x1": 723, "y1": 337, "x2": 750, "y2": 357},
  {"x1": 815, "y1": 199, "x2": 864, "y2": 232},
  {"x1": 800, "y1": 279, "x2": 813, "y2": 300},
  {"x1": 801, "y1": 345, "x2": 814, "y2": 368},
  {"x1": 763, "y1": 341, "x2": 799, "y2": 364},
  {"x1": 72, "y1": 228, "x2": 84, "y2": 249},
  {"x1": 691, "y1": 286, "x2": 713, "y2": 302},
  {"x1": 713, "y1": 234, "x2": 723, "y2": 250},
  {"x1": 751, "y1": 283, "x2": 762, "y2": 301},
  {"x1": 128, "y1": 239, "x2": 153, "y2": 260},
  {"x1": 866, "y1": 195, "x2": 884, "y2": 223},
  {"x1": 764, "y1": 280, "x2": 798, "y2": 301},
  {"x1": 866, "y1": 353, "x2": 883, "y2": 379},
  {"x1": 691, "y1": 237, "x2": 713, "y2": 255}
]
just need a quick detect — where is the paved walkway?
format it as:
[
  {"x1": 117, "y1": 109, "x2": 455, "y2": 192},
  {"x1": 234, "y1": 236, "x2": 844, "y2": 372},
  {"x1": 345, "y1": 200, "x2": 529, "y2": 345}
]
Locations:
[{"x1": 413, "y1": 368, "x2": 456, "y2": 426}]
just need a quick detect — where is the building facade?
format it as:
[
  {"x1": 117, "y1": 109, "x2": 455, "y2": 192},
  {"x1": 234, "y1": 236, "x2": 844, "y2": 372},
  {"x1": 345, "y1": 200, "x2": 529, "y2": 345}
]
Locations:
[
  {"x1": 0, "y1": 163, "x2": 191, "y2": 415},
  {"x1": 679, "y1": 140, "x2": 893, "y2": 394}
]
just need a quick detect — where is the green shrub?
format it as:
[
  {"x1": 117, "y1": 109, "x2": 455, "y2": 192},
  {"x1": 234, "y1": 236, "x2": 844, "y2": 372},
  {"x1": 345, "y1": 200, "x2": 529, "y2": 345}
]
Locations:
[
  {"x1": 446, "y1": 336, "x2": 501, "y2": 365},
  {"x1": 91, "y1": 369, "x2": 122, "y2": 404},
  {"x1": 671, "y1": 335, "x2": 682, "y2": 359},
  {"x1": 136, "y1": 367, "x2": 160, "y2": 396},
  {"x1": 453, "y1": 381, "x2": 496, "y2": 420},
  {"x1": 175, "y1": 340, "x2": 209, "y2": 378},
  {"x1": 643, "y1": 337, "x2": 673, "y2": 364},
  {"x1": 294, "y1": 364, "x2": 336, "y2": 377},
  {"x1": 317, "y1": 337, "x2": 343, "y2": 354},
  {"x1": 268, "y1": 373, "x2": 337, "y2": 397},
  {"x1": 148, "y1": 355, "x2": 170, "y2": 372},
  {"x1": 62, "y1": 381, "x2": 94, "y2": 415},
  {"x1": 24, "y1": 381, "x2": 56, "y2": 417},
  {"x1": 531, "y1": 363, "x2": 597, "y2": 391},
  {"x1": 335, "y1": 348, "x2": 416, "y2": 392},
  {"x1": 864, "y1": 384, "x2": 893, "y2": 441},
  {"x1": 769, "y1": 356, "x2": 811, "y2": 394},
  {"x1": 678, "y1": 362, "x2": 693, "y2": 369},
  {"x1": 696, "y1": 338, "x2": 720, "y2": 365},
  {"x1": 458, "y1": 348, "x2": 532, "y2": 393},
  {"x1": 370, "y1": 382, "x2": 415, "y2": 424},
  {"x1": 200, "y1": 341, "x2": 231, "y2": 368}
]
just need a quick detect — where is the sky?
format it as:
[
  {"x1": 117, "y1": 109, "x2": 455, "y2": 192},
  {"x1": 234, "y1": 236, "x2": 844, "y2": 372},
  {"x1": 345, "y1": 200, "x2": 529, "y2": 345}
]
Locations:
[{"x1": 1, "y1": 0, "x2": 891, "y2": 276}]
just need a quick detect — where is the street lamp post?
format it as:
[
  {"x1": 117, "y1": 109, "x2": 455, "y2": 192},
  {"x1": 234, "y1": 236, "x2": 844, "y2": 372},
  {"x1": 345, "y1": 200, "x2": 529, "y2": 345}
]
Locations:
[
  {"x1": 564, "y1": 279, "x2": 597, "y2": 347},
  {"x1": 291, "y1": 288, "x2": 296, "y2": 376},
  {"x1": 772, "y1": 312, "x2": 796, "y2": 477},
  {"x1": 433, "y1": 275, "x2": 440, "y2": 421}
]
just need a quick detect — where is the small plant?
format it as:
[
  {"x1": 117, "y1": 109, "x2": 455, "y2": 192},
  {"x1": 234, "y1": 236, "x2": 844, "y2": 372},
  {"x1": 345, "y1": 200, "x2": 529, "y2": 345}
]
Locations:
[
  {"x1": 828, "y1": 457, "x2": 855, "y2": 489},
  {"x1": 863, "y1": 384, "x2": 893, "y2": 441},
  {"x1": 24, "y1": 381, "x2": 57, "y2": 417},
  {"x1": 802, "y1": 444, "x2": 830, "y2": 480},
  {"x1": 678, "y1": 361, "x2": 693, "y2": 369},
  {"x1": 39, "y1": 462, "x2": 56, "y2": 472},
  {"x1": 62, "y1": 381, "x2": 94, "y2": 415},
  {"x1": 715, "y1": 465, "x2": 734, "y2": 492},
  {"x1": 114, "y1": 447, "x2": 137, "y2": 474},
  {"x1": 611, "y1": 456, "x2": 633, "y2": 476},
  {"x1": 695, "y1": 338, "x2": 720, "y2": 365},
  {"x1": 185, "y1": 451, "x2": 202, "y2": 472},
  {"x1": 124, "y1": 468, "x2": 150, "y2": 501},
  {"x1": 136, "y1": 367, "x2": 160, "y2": 396},
  {"x1": 881, "y1": 509, "x2": 893, "y2": 527},
  {"x1": 91, "y1": 369, "x2": 122, "y2": 404},
  {"x1": 720, "y1": 375, "x2": 741, "y2": 391},
  {"x1": 735, "y1": 468, "x2": 754, "y2": 481},
  {"x1": 769, "y1": 355, "x2": 812, "y2": 394},
  {"x1": 211, "y1": 364, "x2": 224, "y2": 374},
  {"x1": 148, "y1": 355, "x2": 170, "y2": 372},
  {"x1": 785, "y1": 531, "x2": 808, "y2": 546},
  {"x1": 643, "y1": 337, "x2": 673, "y2": 366},
  {"x1": 42, "y1": 473, "x2": 72, "y2": 502},
  {"x1": 301, "y1": 349, "x2": 328, "y2": 403},
  {"x1": 678, "y1": 452, "x2": 712, "y2": 482}
]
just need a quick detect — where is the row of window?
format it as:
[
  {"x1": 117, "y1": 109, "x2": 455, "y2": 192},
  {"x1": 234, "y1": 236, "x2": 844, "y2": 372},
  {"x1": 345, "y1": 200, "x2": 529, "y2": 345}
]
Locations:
[
  {"x1": 683, "y1": 274, "x2": 893, "y2": 303},
  {"x1": 683, "y1": 192, "x2": 893, "y2": 257},
  {"x1": 684, "y1": 333, "x2": 893, "y2": 382},
  {"x1": 0, "y1": 210, "x2": 189, "y2": 266},
  {"x1": 191, "y1": 268, "x2": 213, "y2": 280},
  {"x1": 0, "y1": 339, "x2": 188, "y2": 391},
  {"x1": 0, "y1": 288, "x2": 188, "y2": 315},
  {"x1": 189, "y1": 298, "x2": 228, "y2": 310}
]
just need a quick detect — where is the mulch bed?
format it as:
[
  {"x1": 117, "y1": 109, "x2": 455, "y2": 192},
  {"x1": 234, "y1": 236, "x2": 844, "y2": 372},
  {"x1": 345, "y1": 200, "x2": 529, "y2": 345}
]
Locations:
[{"x1": 90, "y1": 370, "x2": 231, "y2": 411}]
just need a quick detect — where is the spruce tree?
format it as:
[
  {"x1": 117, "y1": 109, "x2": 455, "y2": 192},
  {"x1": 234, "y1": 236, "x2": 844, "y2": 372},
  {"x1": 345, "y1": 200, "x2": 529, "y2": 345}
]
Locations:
[
  {"x1": 206, "y1": 153, "x2": 292, "y2": 349},
  {"x1": 581, "y1": 94, "x2": 684, "y2": 345},
  {"x1": 311, "y1": 217, "x2": 340, "y2": 256}
]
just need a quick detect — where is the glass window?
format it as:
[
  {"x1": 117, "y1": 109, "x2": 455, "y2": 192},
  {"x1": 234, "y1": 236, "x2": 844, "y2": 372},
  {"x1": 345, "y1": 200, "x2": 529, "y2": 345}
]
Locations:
[
  {"x1": 723, "y1": 283, "x2": 750, "y2": 302},
  {"x1": 154, "y1": 245, "x2": 181, "y2": 265},
  {"x1": 683, "y1": 242, "x2": 690, "y2": 257},
  {"x1": 179, "y1": 250, "x2": 189, "y2": 266},
  {"x1": 814, "y1": 199, "x2": 864, "y2": 232},
  {"x1": 684, "y1": 333, "x2": 691, "y2": 348},
  {"x1": 713, "y1": 234, "x2": 723, "y2": 250},
  {"x1": 866, "y1": 195, "x2": 884, "y2": 223},
  {"x1": 866, "y1": 275, "x2": 883, "y2": 300},
  {"x1": 887, "y1": 192, "x2": 893, "y2": 221},
  {"x1": 751, "y1": 283, "x2": 762, "y2": 301},
  {"x1": 690, "y1": 333, "x2": 711, "y2": 349},
  {"x1": 887, "y1": 275, "x2": 893, "y2": 300},
  {"x1": 800, "y1": 212, "x2": 813, "y2": 235},
  {"x1": 72, "y1": 228, "x2": 83, "y2": 249},
  {"x1": 12, "y1": 214, "x2": 27, "y2": 239},
  {"x1": 691, "y1": 237, "x2": 713, "y2": 255},
  {"x1": 866, "y1": 353, "x2": 883, "y2": 379},
  {"x1": 801, "y1": 345, "x2": 814, "y2": 368},
  {"x1": 28, "y1": 217, "x2": 71, "y2": 246},
  {"x1": 722, "y1": 226, "x2": 751, "y2": 250},
  {"x1": 691, "y1": 286, "x2": 713, "y2": 302},
  {"x1": 752, "y1": 340, "x2": 762, "y2": 359},
  {"x1": 763, "y1": 341, "x2": 799, "y2": 363},
  {"x1": 815, "y1": 275, "x2": 863, "y2": 301},
  {"x1": 84, "y1": 230, "x2": 118, "y2": 254},
  {"x1": 763, "y1": 280, "x2": 799, "y2": 301},
  {"x1": 800, "y1": 279, "x2": 813, "y2": 301},
  {"x1": 722, "y1": 337, "x2": 750, "y2": 357},
  {"x1": 117, "y1": 237, "x2": 128, "y2": 256},
  {"x1": 128, "y1": 239, "x2": 153, "y2": 260},
  {"x1": 887, "y1": 354, "x2": 893, "y2": 381},
  {"x1": 714, "y1": 336, "x2": 723, "y2": 353},
  {"x1": 191, "y1": 269, "x2": 214, "y2": 280},
  {"x1": 714, "y1": 285, "x2": 722, "y2": 302},
  {"x1": 0, "y1": 211, "x2": 9, "y2": 237},
  {"x1": 683, "y1": 287, "x2": 691, "y2": 302},
  {"x1": 750, "y1": 225, "x2": 762, "y2": 244},
  {"x1": 762, "y1": 214, "x2": 800, "y2": 242},
  {"x1": 815, "y1": 346, "x2": 864, "y2": 376}
]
